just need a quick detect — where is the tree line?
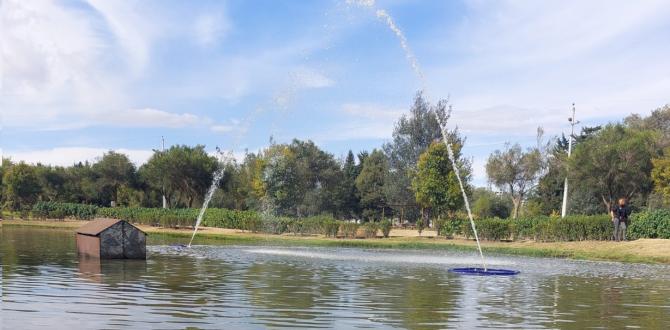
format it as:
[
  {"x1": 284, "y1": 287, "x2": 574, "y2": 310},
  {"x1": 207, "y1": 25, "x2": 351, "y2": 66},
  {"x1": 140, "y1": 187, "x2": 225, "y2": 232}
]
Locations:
[{"x1": 2, "y1": 93, "x2": 669, "y2": 223}]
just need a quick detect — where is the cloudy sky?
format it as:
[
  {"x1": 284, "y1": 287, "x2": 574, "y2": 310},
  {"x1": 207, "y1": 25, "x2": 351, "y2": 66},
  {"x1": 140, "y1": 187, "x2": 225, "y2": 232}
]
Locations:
[{"x1": 3, "y1": 0, "x2": 670, "y2": 186}]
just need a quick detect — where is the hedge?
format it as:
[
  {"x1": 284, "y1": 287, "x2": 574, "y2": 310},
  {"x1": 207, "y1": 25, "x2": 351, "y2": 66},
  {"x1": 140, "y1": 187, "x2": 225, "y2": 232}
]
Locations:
[{"x1": 31, "y1": 202, "x2": 670, "y2": 241}]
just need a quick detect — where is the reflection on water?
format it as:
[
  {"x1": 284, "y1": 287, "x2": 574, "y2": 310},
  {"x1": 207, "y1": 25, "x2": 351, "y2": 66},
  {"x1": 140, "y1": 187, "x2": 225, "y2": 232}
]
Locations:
[{"x1": 2, "y1": 227, "x2": 670, "y2": 329}]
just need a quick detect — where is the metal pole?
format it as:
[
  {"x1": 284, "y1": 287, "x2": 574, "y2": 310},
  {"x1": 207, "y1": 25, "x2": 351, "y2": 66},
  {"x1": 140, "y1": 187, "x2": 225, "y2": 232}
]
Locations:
[
  {"x1": 561, "y1": 104, "x2": 578, "y2": 217},
  {"x1": 162, "y1": 136, "x2": 167, "y2": 209}
]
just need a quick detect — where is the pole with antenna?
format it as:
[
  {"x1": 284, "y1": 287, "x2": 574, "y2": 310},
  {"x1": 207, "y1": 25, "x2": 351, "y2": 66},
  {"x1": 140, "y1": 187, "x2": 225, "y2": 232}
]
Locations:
[{"x1": 561, "y1": 104, "x2": 578, "y2": 218}]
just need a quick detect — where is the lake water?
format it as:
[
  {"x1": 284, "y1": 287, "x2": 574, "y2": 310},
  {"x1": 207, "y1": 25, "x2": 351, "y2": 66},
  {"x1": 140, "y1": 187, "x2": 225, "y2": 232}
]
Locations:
[{"x1": 2, "y1": 227, "x2": 669, "y2": 329}]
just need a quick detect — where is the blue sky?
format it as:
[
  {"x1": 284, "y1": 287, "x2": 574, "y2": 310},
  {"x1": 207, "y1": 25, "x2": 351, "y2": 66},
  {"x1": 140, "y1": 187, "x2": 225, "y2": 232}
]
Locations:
[{"x1": 3, "y1": 0, "x2": 670, "y2": 186}]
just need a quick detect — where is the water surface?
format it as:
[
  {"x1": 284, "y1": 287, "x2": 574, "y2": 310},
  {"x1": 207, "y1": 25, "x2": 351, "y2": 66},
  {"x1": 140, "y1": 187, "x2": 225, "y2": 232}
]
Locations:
[{"x1": 2, "y1": 227, "x2": 669, "y2": 329}]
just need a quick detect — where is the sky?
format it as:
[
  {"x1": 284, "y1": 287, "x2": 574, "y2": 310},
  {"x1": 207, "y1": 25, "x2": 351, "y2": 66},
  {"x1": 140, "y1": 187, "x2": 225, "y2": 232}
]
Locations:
[{"x1": 3, "y1": 0, "x2": 670, "y2": 187}]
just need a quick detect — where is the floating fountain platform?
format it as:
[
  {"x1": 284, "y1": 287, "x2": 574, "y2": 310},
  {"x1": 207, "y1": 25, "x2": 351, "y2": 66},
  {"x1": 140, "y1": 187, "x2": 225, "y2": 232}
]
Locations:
[
  {"x1": 448, "y1": 268, "x2": 519, "y2": 276},
  {"x1": 171, "y1": 244, "x2": 188, "y2": 248}
]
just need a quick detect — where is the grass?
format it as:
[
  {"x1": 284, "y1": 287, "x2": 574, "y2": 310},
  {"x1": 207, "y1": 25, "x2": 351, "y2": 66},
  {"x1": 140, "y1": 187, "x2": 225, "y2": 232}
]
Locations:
[{"x1": 3, "y1": 218, "x2": 669, "y2": 265}]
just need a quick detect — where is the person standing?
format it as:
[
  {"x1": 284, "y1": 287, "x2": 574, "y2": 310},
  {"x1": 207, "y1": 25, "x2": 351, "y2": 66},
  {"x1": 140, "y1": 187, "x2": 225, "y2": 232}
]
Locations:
[{"x1": 611, "y1": 198, "x2": 630, "y2": 242}]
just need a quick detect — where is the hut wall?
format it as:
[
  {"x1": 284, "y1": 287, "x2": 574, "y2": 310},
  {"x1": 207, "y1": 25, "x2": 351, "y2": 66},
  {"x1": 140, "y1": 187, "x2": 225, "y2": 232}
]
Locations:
[
  {"x1": 77, "y1": 235, "x2": 101, "y2": 258},
  {"x1": 122, "y1": 221, "x2": 146, "y2": 259},
  {"x1": 100, "y1": 222, "x2": 125, "y2": 259}
]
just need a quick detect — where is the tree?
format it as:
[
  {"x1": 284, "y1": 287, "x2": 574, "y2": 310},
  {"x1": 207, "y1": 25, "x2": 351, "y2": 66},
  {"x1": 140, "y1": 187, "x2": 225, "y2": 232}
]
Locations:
[
  {"x1": 140, "y1": 145, "x2": 217, "y2": 209},
  {"x1": 570, "y1": 123, "x2": 659, "y2": 213},
  {"x1": 341, "y1": 150, "x2": 363, "y2": 219},
  {"x1": 3, "y1": 161, "x2": 42, "y2": 209},
  {"x1": 486, "y1": 128, "x2": 548, "y2": 219},
  {"x1": 356, "y1": 149, "x2": 387, "y2": 221},
  {"x1": 411, "y1": 140, "x2": 471, "y2": 217},
  {"x1": 651, "y1": 147, "x2": 670, "y2": 203},
  {"x1": 35, "y1": 165, "x2": 68, "y2": 202},
  {"x1": 382, "y1": 91, "x2": 459, "y2": 219},
  {"x1": 625, "y1": 104, "x2": 670, "y2": 147},
  {"x1": 470, "y1": 187, "x2": 512, "y2": 219},
  {"x1": 92, "y1": 151, "x2": 136, "y2": 205}
]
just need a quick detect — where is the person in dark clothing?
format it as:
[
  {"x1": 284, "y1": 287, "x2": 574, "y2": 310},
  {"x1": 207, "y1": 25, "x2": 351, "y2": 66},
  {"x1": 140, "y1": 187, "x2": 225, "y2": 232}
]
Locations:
[{"x1": 611, "y1": 198, "x2": 630, "y2": 242}]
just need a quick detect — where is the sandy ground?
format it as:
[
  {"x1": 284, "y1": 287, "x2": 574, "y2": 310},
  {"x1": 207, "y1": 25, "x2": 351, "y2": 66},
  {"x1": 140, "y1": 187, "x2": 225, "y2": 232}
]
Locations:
[{"x1": 3, "y1": 218, "x2": 669, "y2": 264}]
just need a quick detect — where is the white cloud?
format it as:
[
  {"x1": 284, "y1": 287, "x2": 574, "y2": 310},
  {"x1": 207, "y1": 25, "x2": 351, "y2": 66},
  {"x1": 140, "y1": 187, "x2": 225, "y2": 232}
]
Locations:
[
  {"x1": 6, "y1": 147, "x2": 154, "y2": 166},
  {"x1": 312, "y1": 103, "x2": 406, "y2": 141},
  {"x1": 94, "y1": 108, "x2": 212, "y2": 128}
]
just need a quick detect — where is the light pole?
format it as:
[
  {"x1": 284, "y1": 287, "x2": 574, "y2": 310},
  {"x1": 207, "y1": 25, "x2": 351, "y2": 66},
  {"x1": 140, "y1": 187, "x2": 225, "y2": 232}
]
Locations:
[
  {"x1": 561, "y1": 104, "x2": 578, "y2": 218},
  {"x1": 162, "y1": 136, "x2": 167, "y2": 209}
]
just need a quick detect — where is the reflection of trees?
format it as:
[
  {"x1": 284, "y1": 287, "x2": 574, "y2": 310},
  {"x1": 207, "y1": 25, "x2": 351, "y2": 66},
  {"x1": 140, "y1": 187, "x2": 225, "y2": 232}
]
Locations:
[{"x1": 2, "y1": 227, "x2": 76, "y2": 269}]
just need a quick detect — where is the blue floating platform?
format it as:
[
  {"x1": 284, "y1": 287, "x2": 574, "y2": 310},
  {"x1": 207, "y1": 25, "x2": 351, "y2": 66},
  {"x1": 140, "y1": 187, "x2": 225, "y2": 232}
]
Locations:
[
  {"x1": 448, "y1": 267, "x2": 519, "y2": 276},
  {"x1": 171, "y1": 244, "x2": 188, "y2": 248}
]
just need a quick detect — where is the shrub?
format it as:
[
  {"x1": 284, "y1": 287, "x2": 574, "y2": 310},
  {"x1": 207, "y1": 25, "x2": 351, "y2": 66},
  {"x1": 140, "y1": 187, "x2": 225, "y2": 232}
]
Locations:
[
  {"x1": 341, "y1": 222, "x2": 359, "y2": 238},
  {"x1": 416, "y1": 219, "x2": 424, "y2": 236},
  {"x1": 49, "y1": 210, "x2": 66, "y2": 221},
  {"x1": 32, "y1": 210, "x2": 48, "y2": 221},
  {"x1": 363, "y1": 222, "x2": 379, "y2": 238},
  {"x1": 629, "y1": 210, "x2": 670, "y2": 239},
  {"x1": 379, "y1": 219, "x2": 392, "y2": 238},
  {"x1": 323, "y1": 220, "x2": 341, "y2": 237}
]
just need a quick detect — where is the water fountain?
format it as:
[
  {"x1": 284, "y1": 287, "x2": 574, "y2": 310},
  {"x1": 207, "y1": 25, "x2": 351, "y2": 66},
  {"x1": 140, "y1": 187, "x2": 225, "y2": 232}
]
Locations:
[{"x1": 359, "y1": 0, "x2": 517, "y2": 275}]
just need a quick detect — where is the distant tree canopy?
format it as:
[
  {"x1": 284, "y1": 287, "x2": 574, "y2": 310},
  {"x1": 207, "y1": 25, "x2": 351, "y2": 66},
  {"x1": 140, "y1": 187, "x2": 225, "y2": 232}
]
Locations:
[{"x1": 4, "y1": 98, "x2": 670, "y2": 220}]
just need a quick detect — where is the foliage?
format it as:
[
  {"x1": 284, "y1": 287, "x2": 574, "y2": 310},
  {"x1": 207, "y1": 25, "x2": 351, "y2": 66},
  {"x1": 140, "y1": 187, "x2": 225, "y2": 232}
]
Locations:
[
  {"x1": 486, "y1": 128, "x2": 548, "y2": 219},
  {"x1": 379, "y1": 219, "x2": 393, "y2": 238},
  {"x1": 92, "y1": 151, "x2": 136, "y2": 205},
  {"x1": 416, "y1": 219, "x2": 424, "y2": 235},
  {"x1": 356, "y1": 149, "x2": 387, "y2": 216},
  {"x1": 569, "y1": 123, "x2": 659, "y2": 213},
  {"x1": 33, "y1": 201, "x2": 99, "y2": 220},
  {"x1": 3, "y1": 161, "x2": 42, "y2": 209},
  {"x1": 363, "y1": 222, "x2": 379, "y2": 238},
  {"x1": 341, "y1": 222, "x2": 359, "y2": 238},
  {"x1": 411, "y1": 141, "x2": 470, "y2": 217},
  {"x1": 628, "y1": 209, "x2": 670, "y2": 239},
  {"x1": 471, "y1": 188, "x2": 512, "y2": 219},
  {"x1": 139, "y1": 145, "x2": 218, "y2": 209},
  {"x1": 49, "y1": 210, "x2": 67, "y2": 221},
  {"x1": 323, "y1": 220, "x2": 341, "y2": 237},
  {"x1": 651, "y1": 147, "x2": 670, "y2": 203},
  {"x1": 382, "y1": 92, "x2": 454, "y2": 213}
]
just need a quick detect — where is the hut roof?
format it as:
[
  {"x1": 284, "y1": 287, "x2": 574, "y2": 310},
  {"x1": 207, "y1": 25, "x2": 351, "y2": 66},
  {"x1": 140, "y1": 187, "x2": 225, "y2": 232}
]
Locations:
[{"x1": 76, "y1": 218, "x2": 146, "y2": 236}]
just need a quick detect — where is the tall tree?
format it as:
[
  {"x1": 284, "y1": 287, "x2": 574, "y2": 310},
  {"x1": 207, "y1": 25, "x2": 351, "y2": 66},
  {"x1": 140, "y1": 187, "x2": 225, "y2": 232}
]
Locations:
[
  {"x1": 341, "y1": 150, "x2": 363, "y2": 219},
  {"x1": 382, "y1": 91, "x2": 458, "y2": 217},
  {"x1": 486, "y1": 128, "x2": 548, "y2": 219},
  {"x1": 411, "y1": 140, "x2": 471, "y2": 217},
  {"x1": 3, "y1": 161, "x2": 42, "y2": 209},
  {"x1": 569, "y1": 123, "x2": 659, "y2": 213},
  {"x1": 139, "y1": 145, "x2": 217, "y2": 208},
  {"x1": 35, "y1": 165, "x2": 68, "y2": 202},
  {"x1": 92, "y1": 151, "x2": 136, "y2": 205},
  {"x1": 356, "y1": 149, "x2": 387, "y2": 221}
]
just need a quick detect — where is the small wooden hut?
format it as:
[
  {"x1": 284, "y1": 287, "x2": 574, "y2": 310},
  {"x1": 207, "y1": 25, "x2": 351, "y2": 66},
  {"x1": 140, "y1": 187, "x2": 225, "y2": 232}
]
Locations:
[{"x1": 76, "y1": 218, "x2": 147, "y2": 259}]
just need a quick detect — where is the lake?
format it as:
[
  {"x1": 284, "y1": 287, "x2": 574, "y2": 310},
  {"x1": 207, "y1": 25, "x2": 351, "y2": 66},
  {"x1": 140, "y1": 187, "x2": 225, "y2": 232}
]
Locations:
[{"x1": 2, "y1": 227, "x2": 669, "y2": 329}]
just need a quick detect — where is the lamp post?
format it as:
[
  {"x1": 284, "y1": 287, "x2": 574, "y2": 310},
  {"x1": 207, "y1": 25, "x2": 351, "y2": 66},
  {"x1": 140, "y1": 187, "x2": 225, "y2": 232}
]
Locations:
[{"x1": 561, "y1": 104, "x2": 578, "y2": 218}]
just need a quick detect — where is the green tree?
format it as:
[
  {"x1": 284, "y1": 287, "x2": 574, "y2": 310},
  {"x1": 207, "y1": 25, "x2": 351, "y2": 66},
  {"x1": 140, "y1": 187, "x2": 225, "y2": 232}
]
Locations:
[
  {"x1": 470, "y1": 187, "x2": 512, "y2": 219},
  {"x1": 139, "y1": 145, "x2": 217, "y2": 208},
  {"x1": 92, "y1": 151, "x2": 136, "y2": 206},
  {"x1": 411, "y1": 141, "x2": 471, "y2": 217},
  {"x1": 486, "y1": 128, "x2": 548, "y2": 219},
  {"x1": 3, "y1": 161, "x2": 42, "y2": 209},
  {"x1": 570, "y1": 123, "x2": 659, "y2": 213},
  {"x1": 35, "y1": 165, "x2": 68, "y2": 202},
  {"x1": 651, "y1": 147, "x2": 670, "y2": 203},
  {"x1": 382, "y1": 91, "x2": 458, "y2": 219},
  {"x1": 356, "y1": 149, "x2": 387, "y2": 221}
]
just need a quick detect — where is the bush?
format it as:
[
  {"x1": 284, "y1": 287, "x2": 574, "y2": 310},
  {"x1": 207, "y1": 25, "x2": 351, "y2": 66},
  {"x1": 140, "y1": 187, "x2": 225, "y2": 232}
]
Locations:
[
  {"x1": 323, "y1": 220, "x2": 341, "y2": 237},
  {"x1": 49, "y1": 210, "x2": 66, "y2": 221},
  {"x1": 33, "y1": 201, "x2": 99, "y2": 220},
  {"x1": 416, "y1": 219, "x2": 424, "y2": 236},
  {"x1": 341, "y1": 222, "x2": 359, "y2": 238},
  {"x1": 32, "y1": 210, "x2": 48, "y2": 221},
  {"x1": 379, "y1": 219, "x2": 392, "y2": 238},
  {"x1": 363, "y1": 222, "x2": 378, "y2": 238},
  {"x1": 629, "y1": 210, "x2": 670, "y2": 239}
]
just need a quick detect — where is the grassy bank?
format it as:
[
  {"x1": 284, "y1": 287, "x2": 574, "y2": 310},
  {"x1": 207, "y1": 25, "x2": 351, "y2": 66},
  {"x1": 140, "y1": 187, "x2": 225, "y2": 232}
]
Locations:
[{"x1": 3, "y1": 219, "x2": 669, "y2": 265}]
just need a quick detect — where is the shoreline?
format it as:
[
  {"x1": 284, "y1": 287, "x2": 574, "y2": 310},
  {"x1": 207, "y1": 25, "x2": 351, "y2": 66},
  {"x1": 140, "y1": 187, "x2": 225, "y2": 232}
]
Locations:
[{"x1": 3, "y1": 219, "x2": 669, "y2": 265}]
